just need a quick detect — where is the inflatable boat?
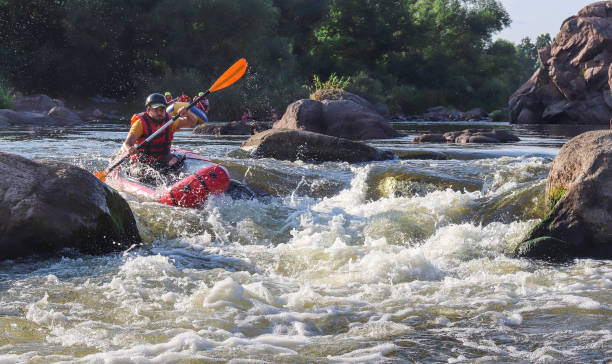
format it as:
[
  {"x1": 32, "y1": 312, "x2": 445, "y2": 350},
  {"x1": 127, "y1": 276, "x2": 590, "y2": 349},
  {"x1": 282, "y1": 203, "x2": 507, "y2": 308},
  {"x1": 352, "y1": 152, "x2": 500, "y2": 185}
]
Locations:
[{"x1": 105, "y1": 148, "x2": 231, "y2": 208}]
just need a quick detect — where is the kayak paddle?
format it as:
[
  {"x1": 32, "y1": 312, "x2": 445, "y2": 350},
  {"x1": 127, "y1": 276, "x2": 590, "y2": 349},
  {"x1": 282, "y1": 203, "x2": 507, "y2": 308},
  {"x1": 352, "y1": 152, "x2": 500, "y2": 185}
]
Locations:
[{"x1": 94, "y1": 58, "x2": 247, "y2": 182}]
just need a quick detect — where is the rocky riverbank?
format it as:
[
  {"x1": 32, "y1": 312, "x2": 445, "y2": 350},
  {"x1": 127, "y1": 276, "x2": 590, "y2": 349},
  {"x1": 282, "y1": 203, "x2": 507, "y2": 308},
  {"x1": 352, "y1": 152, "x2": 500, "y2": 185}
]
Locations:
[{"x1": 510, "y1": 1, "x2": 612, "y2": 124}]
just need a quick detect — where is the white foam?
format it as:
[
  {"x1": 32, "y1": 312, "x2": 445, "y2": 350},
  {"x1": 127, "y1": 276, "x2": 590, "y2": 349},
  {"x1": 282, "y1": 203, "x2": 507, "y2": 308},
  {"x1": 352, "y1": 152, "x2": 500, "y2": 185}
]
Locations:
[
  {"x1": 25, "y1": 292, "x2": 67, "y2": 325},
  {"x1": 560, "y1": 295, "x2": 603, "y2": 310},
  {"x1": 203, "y1": 277, "x2": 250, "y2": 309},
  {"x1": 326, "y1": 342, "x2": 399, "y2": 363},
  {"x1": 0, "y1": 354, "x2": 24, "y2": 364}
]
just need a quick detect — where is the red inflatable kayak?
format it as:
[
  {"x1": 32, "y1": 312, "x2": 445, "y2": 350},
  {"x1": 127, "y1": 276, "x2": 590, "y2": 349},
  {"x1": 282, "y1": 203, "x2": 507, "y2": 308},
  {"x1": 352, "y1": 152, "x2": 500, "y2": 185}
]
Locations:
[{"x1": 105, "y1": 148, "x2": 231, "y2": 208}]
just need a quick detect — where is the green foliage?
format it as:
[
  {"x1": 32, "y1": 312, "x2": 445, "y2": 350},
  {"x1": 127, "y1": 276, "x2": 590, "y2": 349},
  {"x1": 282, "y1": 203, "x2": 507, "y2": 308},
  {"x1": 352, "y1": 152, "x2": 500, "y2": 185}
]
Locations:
[
  {"x1": 515, "y1": 33, "x2": 552, "y2": 75},
  {"x1": 0, "y1": 0, "x2": 544, "y2": 117},
  {"x1": 347, "y1": 71, "x2": 385, "y2": 102},
  {"x1": 489, "y1": 109, "x2": 508, "y2": 121},
  {"x1": 535, "y1": 33, "x2": 552, "y2": 49},
  {"x1": 0, "y1": 80, "x2": 15, "y2": 109},
  {"x1": 305, "y1": 73, "x2": 350, "y2": 101},
  {"x1": 548, "y1": 187, "x2": 566, "y2": 209}
]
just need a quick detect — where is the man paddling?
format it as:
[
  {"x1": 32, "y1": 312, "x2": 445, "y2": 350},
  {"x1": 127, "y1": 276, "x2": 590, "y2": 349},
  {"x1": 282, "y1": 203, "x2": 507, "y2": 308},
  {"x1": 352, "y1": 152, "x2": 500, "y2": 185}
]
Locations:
[{"x1": 121, "y1": 93, "x2": 200, "y2": 184}]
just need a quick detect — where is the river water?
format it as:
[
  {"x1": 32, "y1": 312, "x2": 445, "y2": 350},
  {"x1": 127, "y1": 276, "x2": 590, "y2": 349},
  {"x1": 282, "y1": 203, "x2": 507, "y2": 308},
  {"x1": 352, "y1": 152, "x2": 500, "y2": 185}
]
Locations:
[{"x1": 0, "y1": 120, "x2": 611, "y2": 363}]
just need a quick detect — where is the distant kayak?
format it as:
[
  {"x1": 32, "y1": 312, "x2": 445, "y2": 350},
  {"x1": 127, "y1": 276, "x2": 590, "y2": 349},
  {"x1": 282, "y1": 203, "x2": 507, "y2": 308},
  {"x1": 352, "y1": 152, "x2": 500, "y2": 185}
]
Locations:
[{"x1": 106, "y1": 148, "x2": 230, "y2": 208}]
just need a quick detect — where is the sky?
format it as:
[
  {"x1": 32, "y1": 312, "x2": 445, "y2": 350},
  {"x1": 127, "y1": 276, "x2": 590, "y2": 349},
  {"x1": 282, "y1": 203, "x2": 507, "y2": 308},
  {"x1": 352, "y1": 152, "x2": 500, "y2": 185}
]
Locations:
[{"x1": 494, "y1": 0, "x2": 587, "y2": 44}]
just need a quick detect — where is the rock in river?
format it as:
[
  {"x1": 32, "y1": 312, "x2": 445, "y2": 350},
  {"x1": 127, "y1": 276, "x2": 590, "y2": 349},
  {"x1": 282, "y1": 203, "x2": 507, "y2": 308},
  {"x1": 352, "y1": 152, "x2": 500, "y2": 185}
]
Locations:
[
  {"x1": 0, "y1": 153, "x2": 141, "y2": 260},
  {"x1": 193, "y1": 121, "x2": 272, "y2": 135},
  {"x1": 414, "y1": 129, "x2": 520, "y2": 143},
  {"x1": 515, "y1": 130, "x2": 612, "y2": 260},
  {"x1": 241, "y1": 129, "x2": 394, "y2": 163},
  {"x1": 273, "y1": 91, "x2": 400, "y2": 140}
]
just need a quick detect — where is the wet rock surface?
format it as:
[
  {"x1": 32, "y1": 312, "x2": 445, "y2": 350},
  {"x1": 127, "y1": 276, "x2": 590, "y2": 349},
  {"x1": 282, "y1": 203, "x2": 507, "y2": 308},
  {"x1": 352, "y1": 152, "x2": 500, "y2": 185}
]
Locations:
[
  {"x1": 193, "y1": 121, "x2": 272, "y2": 135},
  {"x1": 0, "y1": 153, "x2": 141, "y2": 260},
  {"x1": 273, "y1": 91, "x2": 400, "y2": 140},
  {"x1": 406, "y1": 106, "x2": 491, "y2": 122},
  {"x1": 241, "y1": 128, "x2": 395, "y2": 163},
  {"x1": 517, "y1": 130, "x2": 612, "y2": 260},
  {"x1": 413, "y1": 129, "x2": 520, "y2": 143}
]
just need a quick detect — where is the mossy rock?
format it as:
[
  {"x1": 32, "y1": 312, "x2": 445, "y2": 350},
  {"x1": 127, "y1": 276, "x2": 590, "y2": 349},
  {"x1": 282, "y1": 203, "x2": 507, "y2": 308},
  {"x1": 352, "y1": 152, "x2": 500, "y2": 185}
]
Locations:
[{"x1": 514, "y1": 236, "x2": 575, "y2": 261}]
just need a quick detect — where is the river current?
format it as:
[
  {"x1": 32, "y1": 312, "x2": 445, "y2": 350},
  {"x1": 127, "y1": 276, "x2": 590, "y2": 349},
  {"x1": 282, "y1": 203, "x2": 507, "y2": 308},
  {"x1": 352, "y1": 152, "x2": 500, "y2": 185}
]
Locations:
[{"x1": 0, "y1": 120, "x2": 611, "y2": 363}]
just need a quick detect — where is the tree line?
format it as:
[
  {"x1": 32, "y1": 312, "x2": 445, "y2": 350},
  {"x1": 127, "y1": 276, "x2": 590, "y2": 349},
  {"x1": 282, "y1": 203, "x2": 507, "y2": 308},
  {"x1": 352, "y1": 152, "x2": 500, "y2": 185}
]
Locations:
[{"x1": 0, "y1": 0, "x2": 550, "y2": 119}]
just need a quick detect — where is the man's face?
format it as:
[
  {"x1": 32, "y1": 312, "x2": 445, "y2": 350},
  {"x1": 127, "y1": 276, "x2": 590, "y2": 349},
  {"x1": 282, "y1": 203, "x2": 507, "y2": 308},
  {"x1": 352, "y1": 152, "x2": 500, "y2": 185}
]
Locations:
[{"x1": 146, "y1": 106, "x2": 166, "y2": 123}]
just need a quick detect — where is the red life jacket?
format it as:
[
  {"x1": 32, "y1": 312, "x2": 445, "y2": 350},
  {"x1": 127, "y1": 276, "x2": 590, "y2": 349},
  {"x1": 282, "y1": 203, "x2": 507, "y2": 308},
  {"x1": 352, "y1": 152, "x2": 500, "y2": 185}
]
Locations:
[
  {"x1": 193, "y1": 97, "x2": 208, "y2": 112},
  {"x1": 131, "y1": 112, "x2": 173, "y2": 162}
]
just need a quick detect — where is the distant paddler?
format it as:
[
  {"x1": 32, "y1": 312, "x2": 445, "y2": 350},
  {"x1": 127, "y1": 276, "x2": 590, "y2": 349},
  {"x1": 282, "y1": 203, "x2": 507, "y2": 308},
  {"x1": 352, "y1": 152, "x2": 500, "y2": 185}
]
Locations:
[
  {"x1": 193, "y1": 91, "x2": 210, "y2": 113},
  {"x1": 164, "y1": 91, "x2": 175, "y2": 105}
]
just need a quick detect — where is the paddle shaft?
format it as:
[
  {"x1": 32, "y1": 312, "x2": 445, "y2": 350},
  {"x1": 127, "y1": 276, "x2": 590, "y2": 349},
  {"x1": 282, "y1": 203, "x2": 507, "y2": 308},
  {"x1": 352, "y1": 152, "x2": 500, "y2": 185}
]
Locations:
[{"x1": 103, "y1": 91, "x2": 210, "y2": 176}]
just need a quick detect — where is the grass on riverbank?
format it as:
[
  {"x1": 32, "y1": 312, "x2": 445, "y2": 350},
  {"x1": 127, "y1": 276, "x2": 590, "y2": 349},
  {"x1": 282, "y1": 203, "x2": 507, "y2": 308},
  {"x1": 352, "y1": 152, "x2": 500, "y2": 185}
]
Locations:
[{"x1": 0, "y1": 82, "x2": 15, "y2": 109}]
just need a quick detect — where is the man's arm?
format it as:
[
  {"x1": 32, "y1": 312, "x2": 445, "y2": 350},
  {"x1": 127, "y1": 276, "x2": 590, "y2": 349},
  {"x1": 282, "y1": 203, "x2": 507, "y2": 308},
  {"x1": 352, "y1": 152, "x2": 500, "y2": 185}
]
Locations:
[
  {"x1": 122, "y1": 133, "x2": 139, "y2": 155},
  {"x1": 174, "y1": 106, "x2": 198, "y2": 129}
]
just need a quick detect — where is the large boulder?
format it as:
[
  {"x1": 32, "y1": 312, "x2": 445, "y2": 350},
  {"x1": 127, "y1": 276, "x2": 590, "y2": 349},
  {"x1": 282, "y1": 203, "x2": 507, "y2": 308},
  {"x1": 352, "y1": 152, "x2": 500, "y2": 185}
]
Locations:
[
  {"x1": 273, "y1": 99, "x2": 325, "y2": 133},
  {"x1": 12, "y1": 93, "x2": 64, "y2": 113},
  {"x1": 0, "y1": 108, "x2": 81, "y2": 126},
  {"x1": 515, "y1": 130, "x2": 612, "y2": 260},
  {"x1": 0, "y1": 153, "x2": 141, "y2": 260},
  {"x1": 241, "y1": 128, "x2": 394, "y2": 163},
  {"x1": 510, "y1": 2, "x2": 612, "y2": 124},
  {"x1": 47, "y1": 106, "x2": 82, "y2": 124},
  {"x1": 273, "y1": 91, "x2": 400, "y2": 140},
  {"x1": 2, "y1": 93, "x2": 83, "y2": 125}
]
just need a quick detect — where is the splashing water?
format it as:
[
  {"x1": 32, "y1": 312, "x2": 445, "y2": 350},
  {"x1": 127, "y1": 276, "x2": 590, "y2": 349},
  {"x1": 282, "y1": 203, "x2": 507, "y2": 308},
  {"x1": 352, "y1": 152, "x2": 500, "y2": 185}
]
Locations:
[{"x1": 0, "y1": 122, "x2": 610, "y2": 363}]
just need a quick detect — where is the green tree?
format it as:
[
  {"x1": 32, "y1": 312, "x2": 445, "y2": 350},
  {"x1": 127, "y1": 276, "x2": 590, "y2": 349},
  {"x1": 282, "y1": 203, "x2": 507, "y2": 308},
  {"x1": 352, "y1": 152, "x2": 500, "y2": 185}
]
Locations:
[
  {"x1": 59, "y1": 0, "x2": 155, "y2": 98},
  {"x1": 0, "y1": 0, "x2": 545, "y2": 116},
  {"x1": 0, "y1": 0, "x2": 66, "y2": 94},
  {"x1": 535, "y1": 33, "x2": 552, "y2": 49}
]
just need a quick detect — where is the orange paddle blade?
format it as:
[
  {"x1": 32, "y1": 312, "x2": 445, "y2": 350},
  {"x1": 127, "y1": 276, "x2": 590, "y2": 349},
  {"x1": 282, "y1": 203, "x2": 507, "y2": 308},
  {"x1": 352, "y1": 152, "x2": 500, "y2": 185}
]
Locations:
[
  {"x1": 209, "y1": 58, "x2": 247, "y2": 92},
  {"x1": 94, "y1": 170, "x2": 107, "y2": 182}
]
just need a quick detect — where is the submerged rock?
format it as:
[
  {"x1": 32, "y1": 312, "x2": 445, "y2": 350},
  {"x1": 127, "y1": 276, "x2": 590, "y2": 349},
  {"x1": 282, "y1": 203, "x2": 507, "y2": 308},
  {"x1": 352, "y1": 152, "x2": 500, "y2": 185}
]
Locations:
[
  {"x1": 193, "y1": 121, "x2": 272, "y2": 135},
  {"x1": 0, "y1": 153, "x2": 141, "y2": 260},
  {"x1": 516, "y1": 130, "x2": 612, "y2": 260},
  {"x1": 408, "y1": 106, "x2": 490, "y2": 121},
  {"x1": 414, "y1": 129, "x2": 520, "y2": 143},
  {"x1": 509, "y1": 1, "x2": 612, "y2": 124},
  {"x1": 273, "y1": 91, "x2": 400, "y2": 140},
  {"x1": 390, "y1": 150, "x2": 448, "y2": 160},
  {"x1": 241, "y1": 128, "x2": 395, "y2": 163}
]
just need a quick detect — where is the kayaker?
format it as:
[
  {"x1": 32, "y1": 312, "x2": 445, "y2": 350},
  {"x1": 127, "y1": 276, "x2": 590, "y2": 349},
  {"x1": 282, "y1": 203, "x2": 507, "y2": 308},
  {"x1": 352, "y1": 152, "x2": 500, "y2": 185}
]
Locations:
[
  {"x1": 193, "y1": 91, "x2": 209, "y2": 113},
  {"x1": 121, "y1": 93, "x2": 199, "y2": 184},
  {"x1": 164, "y1": 91, "x2": 174, "y2": 105},
  {"x1": 178, "y1": 91, "x2": 190, "y2": 102}
]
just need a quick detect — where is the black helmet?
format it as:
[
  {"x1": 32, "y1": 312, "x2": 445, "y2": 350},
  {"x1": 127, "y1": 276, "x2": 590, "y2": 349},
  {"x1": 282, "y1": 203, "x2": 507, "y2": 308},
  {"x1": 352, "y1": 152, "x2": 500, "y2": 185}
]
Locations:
[{"x1": 145, "y1": 93, "x2": 167, "y2": 108}]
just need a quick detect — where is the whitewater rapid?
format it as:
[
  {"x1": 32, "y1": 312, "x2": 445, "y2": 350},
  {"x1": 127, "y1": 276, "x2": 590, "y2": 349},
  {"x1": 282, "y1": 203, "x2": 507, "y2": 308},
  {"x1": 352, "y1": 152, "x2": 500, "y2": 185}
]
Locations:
[{"x1": 1, "y1": 123, "x2": 611, "y2": 363}]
